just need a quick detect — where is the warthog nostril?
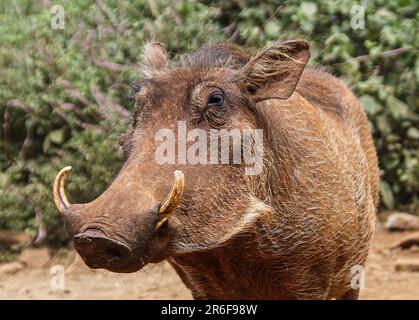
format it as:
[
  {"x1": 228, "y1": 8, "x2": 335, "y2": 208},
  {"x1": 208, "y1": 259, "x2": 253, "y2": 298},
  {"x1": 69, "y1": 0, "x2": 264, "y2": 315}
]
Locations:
[
  {"x1": 106, "y1": 247, "x2": 123, "y2": 260},
  {"x1": 73, "y1": 229, "x2": 132, "y2": 269}
]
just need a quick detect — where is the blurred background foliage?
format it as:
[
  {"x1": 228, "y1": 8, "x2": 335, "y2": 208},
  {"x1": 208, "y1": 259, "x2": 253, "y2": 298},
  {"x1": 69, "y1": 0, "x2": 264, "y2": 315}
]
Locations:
[{"x1": 0, "y1": 0, "x2": 418, "y2": 245}]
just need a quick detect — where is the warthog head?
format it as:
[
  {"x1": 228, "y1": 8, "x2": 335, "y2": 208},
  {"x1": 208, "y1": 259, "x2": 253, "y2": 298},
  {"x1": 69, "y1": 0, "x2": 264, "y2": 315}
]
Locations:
[{"x1": 53, "y1": 40, "x2": 310, "y2": 273}]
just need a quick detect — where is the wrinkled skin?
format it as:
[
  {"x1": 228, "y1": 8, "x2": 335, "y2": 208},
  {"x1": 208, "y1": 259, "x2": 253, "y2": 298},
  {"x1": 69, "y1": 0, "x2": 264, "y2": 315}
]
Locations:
[{"x1": 54, "y1": 40, "x2": 379, "y2": 299}]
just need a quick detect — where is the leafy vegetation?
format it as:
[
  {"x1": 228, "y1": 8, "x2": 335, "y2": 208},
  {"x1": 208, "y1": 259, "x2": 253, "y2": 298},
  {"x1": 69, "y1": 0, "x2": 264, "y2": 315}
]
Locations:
[{"x1": 0, "y1": 0, "x2": 418, "y2": 245}]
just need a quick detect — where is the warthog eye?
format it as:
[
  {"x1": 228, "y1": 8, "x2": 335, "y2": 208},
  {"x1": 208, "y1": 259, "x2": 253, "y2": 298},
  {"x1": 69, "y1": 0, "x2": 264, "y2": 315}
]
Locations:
[
  {"x1": 204, "y1": 91, "x2": 229, "y2": 127},
  {"x1": 207, "y1": 92, "x2": 224, "y2": 107}
]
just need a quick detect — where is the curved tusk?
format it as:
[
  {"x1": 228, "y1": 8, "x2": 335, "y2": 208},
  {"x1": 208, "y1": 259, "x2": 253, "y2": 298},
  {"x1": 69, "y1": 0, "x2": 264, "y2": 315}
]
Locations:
[
  {"x1": 53, "y1": 166, "x2": 72, "y2": 215},
  {"x1": 156, "y1": 170, "x2": 185, "y2": 230}
]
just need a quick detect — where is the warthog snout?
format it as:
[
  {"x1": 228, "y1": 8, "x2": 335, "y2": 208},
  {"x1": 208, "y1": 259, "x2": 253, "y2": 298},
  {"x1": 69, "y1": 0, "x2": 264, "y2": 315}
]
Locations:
[
  {"x1": 52, "y1": 166, "x2": 185, "y2": 272},
  {"x1": 73, "y1": 229, "x2": 132, "y2": 271}
]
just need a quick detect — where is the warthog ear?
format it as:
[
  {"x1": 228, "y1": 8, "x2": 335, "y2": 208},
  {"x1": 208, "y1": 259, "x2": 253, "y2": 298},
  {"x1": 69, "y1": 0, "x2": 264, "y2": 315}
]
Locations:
[
  {"x1": 240, "y1": 40, "x2": 310, "y2": 102},
  {"x1": 141, "y1": 41, "x2": 168, "y2": 77}
]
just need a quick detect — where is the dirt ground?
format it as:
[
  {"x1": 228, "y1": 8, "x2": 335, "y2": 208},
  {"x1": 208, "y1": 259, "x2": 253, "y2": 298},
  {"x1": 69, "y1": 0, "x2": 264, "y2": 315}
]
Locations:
[{"x1": 1, "y1": 227, "x2": 419, "y2": 300}]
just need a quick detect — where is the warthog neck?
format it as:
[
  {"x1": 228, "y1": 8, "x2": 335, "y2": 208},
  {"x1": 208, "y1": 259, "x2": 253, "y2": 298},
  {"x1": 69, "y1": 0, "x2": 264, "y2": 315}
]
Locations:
[
  {"x1": 167, "y1": 238, "x2": 334, "y2": 300},
  {"x1": 168, "y1": 252, "x2": 284, "y2": 299}
]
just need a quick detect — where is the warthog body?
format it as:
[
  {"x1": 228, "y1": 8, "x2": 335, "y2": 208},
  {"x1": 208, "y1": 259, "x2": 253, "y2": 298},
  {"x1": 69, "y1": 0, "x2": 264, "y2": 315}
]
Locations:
[{"x1": 54, "y1": 40, "x2": 379, "y2": 299}]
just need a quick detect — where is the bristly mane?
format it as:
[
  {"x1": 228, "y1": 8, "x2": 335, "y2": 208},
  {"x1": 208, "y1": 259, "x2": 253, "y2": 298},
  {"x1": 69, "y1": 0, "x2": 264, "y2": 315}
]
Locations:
[{"x1": 173, "y1": 42, "x2": 252, "y2": 70}]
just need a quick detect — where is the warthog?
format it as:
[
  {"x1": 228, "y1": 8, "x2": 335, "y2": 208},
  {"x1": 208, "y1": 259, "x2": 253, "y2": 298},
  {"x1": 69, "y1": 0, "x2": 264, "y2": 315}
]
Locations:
[{"x1": 53, "y1": 40, "x2": 379, "y2": 299}]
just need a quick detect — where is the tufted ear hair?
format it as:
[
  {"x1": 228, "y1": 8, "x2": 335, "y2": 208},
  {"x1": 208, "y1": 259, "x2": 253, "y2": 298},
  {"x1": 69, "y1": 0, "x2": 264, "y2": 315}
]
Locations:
[
  {"x1": 141, "y1": 42, "x2": 168, "y2": 77},
  {"x1": 239, "y1": 40, "x2": 310, "y2": 102}
]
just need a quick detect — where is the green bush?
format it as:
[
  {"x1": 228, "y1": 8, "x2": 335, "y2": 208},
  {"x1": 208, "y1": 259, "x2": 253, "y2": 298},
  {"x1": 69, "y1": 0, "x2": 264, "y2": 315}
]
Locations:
[{"x1": 0, "y1": 0, "x2": 418, "y2": 244}]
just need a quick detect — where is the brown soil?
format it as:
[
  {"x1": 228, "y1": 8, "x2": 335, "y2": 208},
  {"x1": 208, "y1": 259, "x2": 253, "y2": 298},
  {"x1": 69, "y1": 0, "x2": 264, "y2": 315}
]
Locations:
[{"x1": 1, "y1": 227, "x2": 419, "y2": 300}]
